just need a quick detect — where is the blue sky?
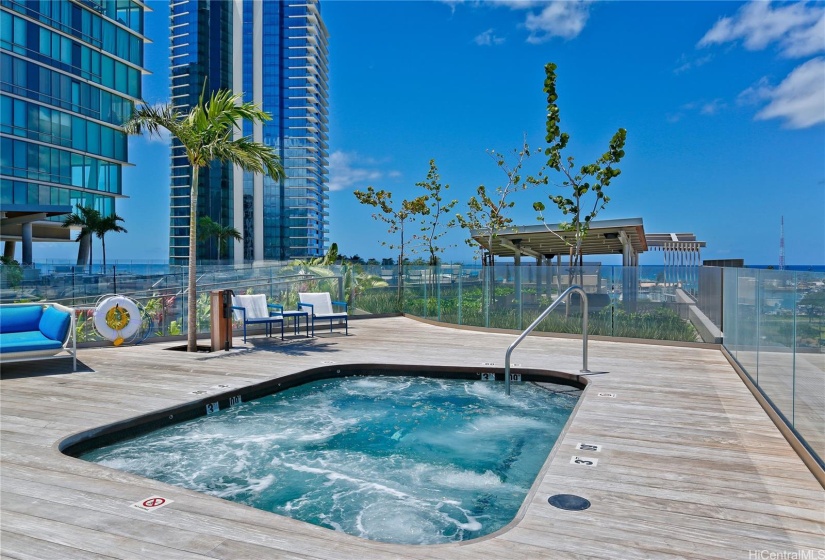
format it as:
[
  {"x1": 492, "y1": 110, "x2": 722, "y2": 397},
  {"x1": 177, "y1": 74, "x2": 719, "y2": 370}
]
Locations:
[{"x1": 37, "y1": 1, "x2": 825, "y2": 266}]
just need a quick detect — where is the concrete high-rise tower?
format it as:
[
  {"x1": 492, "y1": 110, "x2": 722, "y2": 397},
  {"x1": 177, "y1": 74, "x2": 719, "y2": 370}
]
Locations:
[{"x1": 168, "y1": 0, "x2": 329, "y2": 264}]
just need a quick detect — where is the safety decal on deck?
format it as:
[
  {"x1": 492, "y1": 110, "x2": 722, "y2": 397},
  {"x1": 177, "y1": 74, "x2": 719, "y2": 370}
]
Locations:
[
  {"x1": 130, "y1": 496, "x2": 173, "y2": 512},
  {"x1": 570, "y1": 456, "x2": 598, "y2": 467},
  {"x1": 576, "y1": 443, "x2": 602, "y2": 452},
  {"x1": 596, "y1": 392, "x2": 616, "y2": 398}
]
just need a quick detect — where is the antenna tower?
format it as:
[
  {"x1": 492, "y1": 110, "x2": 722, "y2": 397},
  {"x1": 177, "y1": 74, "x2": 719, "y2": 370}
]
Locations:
[{"x1": 779, "y1": 216, "x2": 785, "y2": 271}]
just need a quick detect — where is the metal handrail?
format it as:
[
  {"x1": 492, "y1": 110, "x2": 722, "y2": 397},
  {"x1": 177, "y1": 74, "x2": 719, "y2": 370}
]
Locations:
[{"x1": 504, "y1": 285, "x2": 590, "y2": 395}]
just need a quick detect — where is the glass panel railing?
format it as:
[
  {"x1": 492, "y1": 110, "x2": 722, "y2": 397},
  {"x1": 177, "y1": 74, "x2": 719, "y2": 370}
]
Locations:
[
  {"x1": 723, "y1": 268, "x2": 824, "y2": 467},
  {"x1": 756, "y1": 270, "x2": 795, "y2": 421}
]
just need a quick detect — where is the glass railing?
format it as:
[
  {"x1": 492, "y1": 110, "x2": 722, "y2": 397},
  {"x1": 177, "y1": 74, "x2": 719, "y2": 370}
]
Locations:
[
  {"x1": 0, "y1": 262, "x2": 723, "y2": 344},
  {"x1": 2, "y1": 260, "x2": 819, "y2": 470},
  {"x1": 352, "y1": 264, "x2": 716, "y2": 343},
  {"x1": 723, "y1": 268, "x2": 824, "y2": 468}
]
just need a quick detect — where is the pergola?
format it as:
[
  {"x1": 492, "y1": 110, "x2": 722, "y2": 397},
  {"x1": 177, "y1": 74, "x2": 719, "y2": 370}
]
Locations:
[
  {"x1": 469, "y1": 218, "x2": 707, "y2": 302},
  {"x1": 470, "y1": 217, "x2": 648, "y2": 267}
]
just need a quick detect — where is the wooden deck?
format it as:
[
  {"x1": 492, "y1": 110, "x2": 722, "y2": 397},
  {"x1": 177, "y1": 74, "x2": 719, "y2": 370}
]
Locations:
[{"x1": 1, "y1": 317, "x2": 823, "y2": 559}]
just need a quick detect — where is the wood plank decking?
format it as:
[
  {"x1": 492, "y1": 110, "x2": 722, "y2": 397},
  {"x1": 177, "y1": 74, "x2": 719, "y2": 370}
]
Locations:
[{"x1": 1, "y1": 316, "x2": 823, "y2": 559}]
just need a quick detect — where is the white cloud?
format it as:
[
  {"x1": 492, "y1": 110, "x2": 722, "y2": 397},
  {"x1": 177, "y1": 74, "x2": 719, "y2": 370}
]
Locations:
[
  {"x1": 525, "y1": 1, "x2": 592, "y2": 43},
  {"x1": 440, "y1": 0, "x2": 592, "y2": 43},
  {"x1": 327, "y1": 151, "x2": 392, "y2": 192},
  {"x1": 490, "y1": 0, "x2": 542, "y2": 9},
  {"x1": 699, "y1": 1, "x2": 825, "y2": 58},
  {"x1": 673, "y1": 53, "x2": 714, "y2": 75},
  {"x1": 474, "y1": 28, "x2": 505, "y2": 46},
  {"x1": 747, "y1": 57, "x2": 825, "y2": 128},
  {"x1": 700, "y1": 98, "x2": 727, "y2": 115}
]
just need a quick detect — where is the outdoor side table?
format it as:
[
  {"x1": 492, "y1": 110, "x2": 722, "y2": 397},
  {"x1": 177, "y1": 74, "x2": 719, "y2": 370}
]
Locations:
[{"x1": 281, "y1": 310, "x2": 310, "y2": 337}]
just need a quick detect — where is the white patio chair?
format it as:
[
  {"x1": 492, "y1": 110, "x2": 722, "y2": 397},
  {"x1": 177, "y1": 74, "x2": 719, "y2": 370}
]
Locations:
[
  {"x1": 298, "y1": 292, "x2": 348, "y2": 336},
  {"x1": 231, "y1": 294, "x2": 284, "y2": 342}
]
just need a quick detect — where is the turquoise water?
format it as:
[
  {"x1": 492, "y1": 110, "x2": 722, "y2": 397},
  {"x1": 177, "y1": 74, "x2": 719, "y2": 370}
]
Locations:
[{"x1": 80, "y1": 375, "x2": 579, "y2": 544}]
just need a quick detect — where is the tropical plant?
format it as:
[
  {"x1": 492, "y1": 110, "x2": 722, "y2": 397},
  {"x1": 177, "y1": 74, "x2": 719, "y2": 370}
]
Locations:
[
  {"x1": 198, "y1": 216, "x2": 242, "y2": 260},
  {"x1": 95, "y1": 213, "x2": 127, "y2": 271},
  {"x1": 124, "y1": 87, "x2": 283, "y2": 351},
  {"x1": 533, "y1": 62, "x2": 627, "y2": 268},
  {"x1": 62, "y1": 204, "x2": 102, "y2": 273}
]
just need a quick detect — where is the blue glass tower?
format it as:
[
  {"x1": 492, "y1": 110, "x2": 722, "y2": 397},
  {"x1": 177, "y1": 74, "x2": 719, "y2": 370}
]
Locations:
[
  {"x1": 169, "y1": 0, "x2": 329, "y2": 264},
  {"x1": 0, "y1": 0, "x2": 146, "y2": 264}
]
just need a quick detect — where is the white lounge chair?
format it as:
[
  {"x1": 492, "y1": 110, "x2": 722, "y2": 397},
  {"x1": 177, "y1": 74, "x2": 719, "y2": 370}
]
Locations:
[
  {"x1": 231, "y1": 294, "x2": 284, "y2": 342},
  {"x1": 298, "y1": 292, "x2": 348, "y2": 336}
]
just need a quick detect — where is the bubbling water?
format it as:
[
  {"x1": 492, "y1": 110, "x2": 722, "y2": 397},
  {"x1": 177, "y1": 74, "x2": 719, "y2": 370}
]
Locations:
[{"x1": 81, "y1": 375, "x2": 579, "y2": 544}]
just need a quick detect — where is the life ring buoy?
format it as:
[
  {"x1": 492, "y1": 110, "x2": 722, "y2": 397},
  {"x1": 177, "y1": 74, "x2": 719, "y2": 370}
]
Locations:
[{"x1": 94, "y1": 296, "x2": 141, "y2": 345}]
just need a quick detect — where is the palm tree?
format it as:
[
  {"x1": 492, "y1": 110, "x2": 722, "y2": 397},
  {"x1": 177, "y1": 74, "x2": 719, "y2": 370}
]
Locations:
[
  {"x1": 198, "y1": 216, "x2": 242, "y2": 261},
  {"x1": 95, "y1": 213, "x2": 127, "y2": 271},
  {"x1": 124, "y1": 88, "x2": 283, "y2": 352},
  {"x1": 62, "y1": 204, "x2": 102, "y2": 274}
]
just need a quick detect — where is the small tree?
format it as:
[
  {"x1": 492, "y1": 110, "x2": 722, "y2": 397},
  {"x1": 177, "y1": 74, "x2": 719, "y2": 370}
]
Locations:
[
  {"x1": 198, "y1": 216, "x2": 242, "y2": 261},
  {"x1": 95, "y1": 213, "x2": 127, "y2": 271},
  {"x1": 533, "y1": 62, "x2": 627, "y2": 268},
  {"x1": 414, "y1": 159, "x2": 458, "y2": 267},
  {"x1": 456, "y1": 136, "x2": 542, "y2": 265},
  {"x1": 456, "y1": 138, "x2": 543, "y2": 317},
  {"x1": 62, "y1": 204, "x2": 102, "y2": 273},
  {"x1": 353, "y1": 186, "x2": 427, "y2": 302}
]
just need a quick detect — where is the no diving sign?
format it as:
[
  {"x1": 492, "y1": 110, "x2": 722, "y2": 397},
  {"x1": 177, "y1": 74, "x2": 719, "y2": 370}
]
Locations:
[{"x1": 130, "y1": 495, "x2": 173, "y2": 512}]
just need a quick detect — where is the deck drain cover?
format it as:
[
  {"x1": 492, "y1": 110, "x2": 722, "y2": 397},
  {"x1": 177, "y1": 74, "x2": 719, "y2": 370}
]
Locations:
[{"x1": 548, "y1": 494, "x2": 591, "y2": 511}]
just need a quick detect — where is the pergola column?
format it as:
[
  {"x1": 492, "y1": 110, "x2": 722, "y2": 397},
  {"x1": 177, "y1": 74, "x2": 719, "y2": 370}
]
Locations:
[
  {"x1": 21, "y1": 222, "x2": 33, "y2": 266},
  {"x1": 3, "y1": 241, "x2": 16, "y2": 260}
]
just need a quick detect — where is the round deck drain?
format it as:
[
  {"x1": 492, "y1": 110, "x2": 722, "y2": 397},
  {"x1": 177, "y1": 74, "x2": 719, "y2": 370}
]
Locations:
[{"x1": 548, "y1": 494, "x2": 591, "y2": 511}]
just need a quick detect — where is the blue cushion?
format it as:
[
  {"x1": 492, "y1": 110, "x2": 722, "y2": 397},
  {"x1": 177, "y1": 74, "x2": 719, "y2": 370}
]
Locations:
[
  {"x1": 0, "y1": 331, "x2": 63, "y2": 353},
  {"x1": 0, "y1": 305, "x2": 43, "y2": 334},
  {"x1": 39, "y1": 306, "x2": 71, "y2": 342}
]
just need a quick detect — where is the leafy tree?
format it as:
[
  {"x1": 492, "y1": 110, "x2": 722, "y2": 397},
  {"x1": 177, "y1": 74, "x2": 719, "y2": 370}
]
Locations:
[
  {"x1": 353, "y1": 186, "x2": 428, "y2": 300},
  {"x1": 62, "y1": 204, "x2": 102, "y2": 273},
  {"x1": 533, "y1": 62, "x2": 627, "y2": 267},
  {"x1": 456, "y1": 136, "x2": 542, "y2": 265},
  {"x1": 95, "y1": 212, "x2": 127, "y2": 271},
  {"x1": 125, "y1": 88, "x2": 283, "y2": 352},
  {"x1": 0, "y1": 256, "x2": 23, "y2": 288},
  {"x1": 414, "y1": 159, "x2": 458, "y2": 266},
  {"x1": 198, "y1": 216, "x2": 242, "y2": 261}
]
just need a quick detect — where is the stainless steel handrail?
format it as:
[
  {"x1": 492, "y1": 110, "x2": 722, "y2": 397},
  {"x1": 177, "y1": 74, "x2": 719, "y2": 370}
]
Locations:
[{"x1": 504, "y1": 285, "x2": 590, "y2": 395}]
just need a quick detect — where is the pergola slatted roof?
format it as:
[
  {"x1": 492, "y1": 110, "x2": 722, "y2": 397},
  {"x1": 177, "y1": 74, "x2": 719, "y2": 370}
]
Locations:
[{"x1": 470, "y1": 218, "x2": 648, "y2": 259}]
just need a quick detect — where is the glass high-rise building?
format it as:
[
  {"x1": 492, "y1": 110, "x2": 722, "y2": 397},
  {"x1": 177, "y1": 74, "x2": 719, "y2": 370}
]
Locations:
[
  {"x1": 0, "y1": 0, "x2": 146, "y2": 264},
  {"x1": 169, "y1": 0, "x2": 329, "y2": 264}
]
